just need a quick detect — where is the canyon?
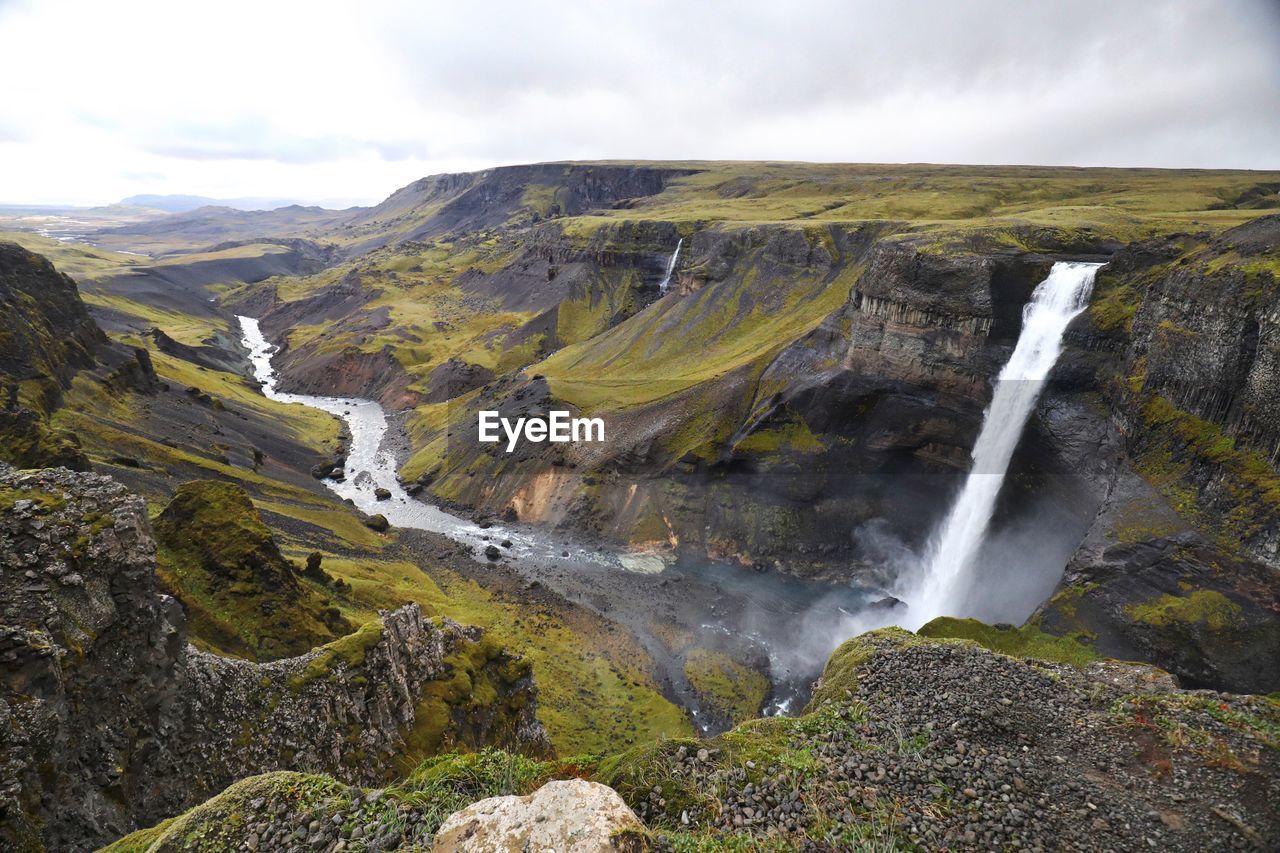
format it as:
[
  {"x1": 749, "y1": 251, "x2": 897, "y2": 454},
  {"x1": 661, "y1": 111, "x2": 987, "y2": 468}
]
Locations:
[{"x1": 1, "y1": 161, "x2": 1277, "y2": 850}]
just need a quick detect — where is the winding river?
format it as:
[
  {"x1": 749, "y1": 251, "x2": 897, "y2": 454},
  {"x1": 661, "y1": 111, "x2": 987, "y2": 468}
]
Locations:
[
  {"x1": 240, "y1": 315, "x2": 618, "y2": 566},
  {"x1": 238, "y1": 315, "x2": 875, "y2": 722}
]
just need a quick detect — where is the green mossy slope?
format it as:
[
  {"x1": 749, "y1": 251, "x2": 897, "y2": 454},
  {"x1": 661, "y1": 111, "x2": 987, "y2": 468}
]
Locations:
[{"x1": 153, "y1": 480, "x2": 351, "y2": 659}]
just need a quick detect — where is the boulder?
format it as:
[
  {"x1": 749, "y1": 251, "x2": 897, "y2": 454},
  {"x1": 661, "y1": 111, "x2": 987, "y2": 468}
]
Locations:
[
  {"x1": 432, "y1": 779, "x2": 647, "y2": 852},
  {"x1": 365, "y1": 513, "x2": 389, "y2": 532}
]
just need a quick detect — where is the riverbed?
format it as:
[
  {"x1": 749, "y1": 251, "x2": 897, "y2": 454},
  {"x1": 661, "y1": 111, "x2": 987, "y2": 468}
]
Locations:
[{"x1": 239, "y1": 315, "x2": 877, "y2": 725}]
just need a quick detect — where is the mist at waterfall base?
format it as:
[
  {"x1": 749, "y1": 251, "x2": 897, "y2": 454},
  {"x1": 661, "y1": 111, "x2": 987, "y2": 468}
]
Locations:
[{"x1": 766, "y1": 262, "x2": 1106, "y2": 671}]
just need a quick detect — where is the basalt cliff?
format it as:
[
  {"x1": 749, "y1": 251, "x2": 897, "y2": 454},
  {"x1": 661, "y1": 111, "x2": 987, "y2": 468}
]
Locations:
[{"x1": 0, "y1": 465, "x2": 548, "y2": 852}]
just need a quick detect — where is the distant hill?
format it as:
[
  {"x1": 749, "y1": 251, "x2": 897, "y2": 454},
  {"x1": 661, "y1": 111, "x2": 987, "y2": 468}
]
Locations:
[
  {"x1": 89, "y1": 203, "x2": 360, "y2": 254},
  {"x1": 121, "y1": 194, "x2": 304, "y2": 213}
]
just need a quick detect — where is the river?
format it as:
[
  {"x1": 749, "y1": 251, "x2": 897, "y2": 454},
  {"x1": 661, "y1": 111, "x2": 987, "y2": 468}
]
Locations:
[{"x1": 238, "y1": 315, "x2": 877, "y2": 725}]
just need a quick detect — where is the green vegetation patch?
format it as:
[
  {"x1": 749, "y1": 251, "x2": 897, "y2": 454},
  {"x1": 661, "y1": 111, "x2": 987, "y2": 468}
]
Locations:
[
  {"x1": 918, "y1": 616, "x2": 1100, "y2": 668},
  {"x1": 154, "y1": 480, "x2": 350, "y2": 660},
  {"x1": 400, "y1": 629, "x2": 538, "y2": 769},
  {"x1": 683, "y1": 648, "x2": 771, "y2": 726},
  {"x1": 1125, "y1": 590, "x2": 1242, "y2": 632},
  {"x1": 732, "y1": 416, "x2": 824, "y2": 456},
  {"x1": 311, "y1": 555, "x2": 694, "y2": 755},
  {"x1": 1135, "y1": 394, "x2": 1280, "y2": 547},
  {"x1": 287, "y1": 619, "x2": 384, "y2": 691},
  {"x1": 101, "y1": 772, "x2": 349, "y2": 853}
]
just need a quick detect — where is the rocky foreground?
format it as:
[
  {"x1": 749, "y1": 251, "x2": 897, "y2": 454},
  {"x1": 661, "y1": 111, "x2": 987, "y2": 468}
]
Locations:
[
  {"x1": 0, "y1": 465, "x2": 548, "y2": 852},
  {"x1": 0, "y1": 463, "x2": 1276, "y2": 851},
  {"x1": 102, "y1": 626, "x2": 1278, "y2": 851}
]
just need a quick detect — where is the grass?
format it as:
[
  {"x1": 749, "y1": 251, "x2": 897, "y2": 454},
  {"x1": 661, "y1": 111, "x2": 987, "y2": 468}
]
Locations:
[
  {"x1": 152, "y1": 480, "x2": 350, "y2": 660},
  {"x1": 683, "y1": 648, "x2": 771, "y2": 726},
  {"x1": 540, "y1": 162, "x2": 1276, "y2": 237},
  {"x1": 539, "y1": 231, "x2": 859, "y2": 413},
  {"x1": 917, "y1": 616, "x2": 1100, "y2": 668},
  {"x1": 0, "y1": 230, "x2": 143, "y2": 280},
  {"x1": 1125, "y1": 590, "x2": 1242, "y2": 633}
]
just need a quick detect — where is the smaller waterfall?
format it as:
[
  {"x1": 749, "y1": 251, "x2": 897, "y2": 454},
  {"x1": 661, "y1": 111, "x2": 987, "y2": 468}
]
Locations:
[
  {"x1": 658, "y1": 238, "x2": 683, "y2": 294},
  {"x1": 905, "y1": 261, "x2": 1103, "y2": 628}
]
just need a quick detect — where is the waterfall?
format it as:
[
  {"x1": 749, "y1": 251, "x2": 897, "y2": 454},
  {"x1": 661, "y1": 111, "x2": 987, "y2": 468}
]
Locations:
[
  {"x1": 905, "y1": 261, "x2": 1103, "y2": 628},
  {"x1": 658, "y1": 237, "x2": 682, "y2": 293}
]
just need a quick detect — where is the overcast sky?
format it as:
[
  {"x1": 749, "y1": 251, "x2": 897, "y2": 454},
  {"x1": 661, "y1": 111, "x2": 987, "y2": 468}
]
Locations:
[{"x1": 2, "y1": 0, "x2": 1278, "y2": 207}]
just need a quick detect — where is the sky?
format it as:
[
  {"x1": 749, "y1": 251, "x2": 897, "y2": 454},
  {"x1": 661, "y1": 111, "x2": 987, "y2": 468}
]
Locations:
[{"x1": 1, "y1": 0, "x2": 1278, "y2": 207}]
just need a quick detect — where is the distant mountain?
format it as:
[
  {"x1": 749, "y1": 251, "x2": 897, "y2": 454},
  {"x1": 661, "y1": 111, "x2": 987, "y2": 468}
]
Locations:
[
  {"x1": 88, "y1": 203, "x2": 359, "y2": 254},
  {"x1": 121, "y1": 194, "x2": 303, "y2": 213}
]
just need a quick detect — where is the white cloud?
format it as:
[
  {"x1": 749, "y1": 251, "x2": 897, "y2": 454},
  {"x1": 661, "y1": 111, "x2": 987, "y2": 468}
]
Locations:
[{"x1": 0, "y1": 0, "x2": 1276, "y2": 205}]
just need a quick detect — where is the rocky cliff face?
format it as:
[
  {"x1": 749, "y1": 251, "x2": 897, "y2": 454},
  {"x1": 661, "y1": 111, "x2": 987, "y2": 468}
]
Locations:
[
  {"x1": 412, "y1": 226, "x2": 1102, "y2": 584},
  {"x1": 599, "y1": 628, "x2": 1279, "y2": 850},
  {"x1": 104, "y1": 628, "x2": 1280, "y2": 851},
  {"x1": 0, "y1": 243, "x2": 105, "y2": 399},
  {"x1": 0, "y1": 465, "x2": 549, "y2": 852},
  {"x1": 0, "y1": 242, "x2": 156, "y2": 471},
  {"x1": 1107, "y1": 216, "x2": 1280, "y2": 566},
  {"x1": 342, "y1": 163, "x2": 700, "y2": 252},
  {"x1": 1033, "y1": 216, "x2": 1280, "y2": 692}
]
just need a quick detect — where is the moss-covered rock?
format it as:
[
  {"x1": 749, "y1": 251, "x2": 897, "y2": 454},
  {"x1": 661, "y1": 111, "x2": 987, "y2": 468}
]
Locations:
[
  {"x1": 683, "y1": 648, "x2": 770, "y2": 727},
  {"x1": 0, "y1": 242, "x2": 111, "y2": 471},
  {"x1": 104, "y1": 750, "x2": 564, "y2": 852},
  {"x1": 1037, "y1": 531, "x2": 1280, "y2": 693},
  {"x1": 401, "y1": 626, "x2": 550, "y2": 769},
  {"x1": 917, "y1": 616, "x2": 1100, "y2": 668},
  {"x1": 153, "y1": 479, "x2": 352, "y2": 659}
]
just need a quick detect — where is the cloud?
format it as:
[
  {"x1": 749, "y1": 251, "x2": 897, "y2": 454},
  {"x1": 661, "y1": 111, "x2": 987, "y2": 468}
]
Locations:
[
  {"x1": 0, "y1": 0, "x2": 1276, "y2": 205},
  {"x1": 139, "y1": 120, "x2": 431, "y2": 164}
]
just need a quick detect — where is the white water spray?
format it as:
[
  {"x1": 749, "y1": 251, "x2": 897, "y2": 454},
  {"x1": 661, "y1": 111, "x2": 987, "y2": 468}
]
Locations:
[
  {"x1": 904, "y1": 261, "x2": 1103, "y2": 627},
  {"x1": 658, "y1": 238, "x2": 682, "y2": 293}
]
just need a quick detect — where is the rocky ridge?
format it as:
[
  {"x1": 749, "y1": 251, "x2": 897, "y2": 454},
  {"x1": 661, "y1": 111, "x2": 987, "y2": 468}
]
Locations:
[
  {"x1": 598, "y1": 628, "x2": 1279, "y2": 851},
  {"x1": 0, "y1": 241, "x2": 157, "y2": 471},
  {"x1": 0, "y1": 464, "x2": 548, "y2": 852},
  {"x1": 102, "y1": 627, "x2": 1279, "y2": 851}
]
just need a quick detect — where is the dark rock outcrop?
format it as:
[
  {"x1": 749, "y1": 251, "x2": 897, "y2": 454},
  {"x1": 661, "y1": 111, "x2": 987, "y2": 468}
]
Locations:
[
  {"x1": 0, "y1": 242, "x2": 106, "y2": 398},
  {"x1": 149, "y1": 326, "x2": 247, "y2": 374},
  {"x1": 599, "y1": 628, "x2": 1279, "y2": 851},
  {"x1": 0, "y1": 242, "x2": 161, "y2": 474},
  {"x1": 0, "y1": 465, "x2": 549, "y2": 852},
  {"x1": 1031, "y1": 216, "x2": 1280, "y2": 691}
]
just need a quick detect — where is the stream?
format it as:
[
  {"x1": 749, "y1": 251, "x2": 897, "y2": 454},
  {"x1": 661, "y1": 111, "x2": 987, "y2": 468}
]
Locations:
[{"x1": 239, "y1": 315, "x2": 876, "y2": 726}]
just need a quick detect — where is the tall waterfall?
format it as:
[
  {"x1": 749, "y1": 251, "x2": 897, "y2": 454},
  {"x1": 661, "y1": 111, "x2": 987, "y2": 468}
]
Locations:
[
  {"x1": 905, "y1": 261, "x2": 1103, "y2": 627},
  {"x1": 658, "y1": 237, "x2": 683, "y2": 293}
]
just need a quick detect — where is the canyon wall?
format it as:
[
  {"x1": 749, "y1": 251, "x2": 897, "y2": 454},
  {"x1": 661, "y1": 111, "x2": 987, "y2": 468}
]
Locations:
[{"x1": 0, "y1": 465, "x2": 548, "y2": 852}]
